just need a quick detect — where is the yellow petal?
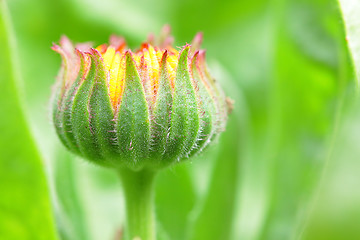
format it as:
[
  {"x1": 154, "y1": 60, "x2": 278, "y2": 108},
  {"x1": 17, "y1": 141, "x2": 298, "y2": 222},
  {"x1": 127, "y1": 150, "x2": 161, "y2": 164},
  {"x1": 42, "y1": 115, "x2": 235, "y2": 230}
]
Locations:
[
  {"x1": 108, "y1": 52, "x2": 121, "y2": 108},
  {"x1": 103, "y1": 46, "x2": 116, "y2": 70},
  {"x1": 146, "y1": 45, "x2": 160, "y2": 94},
  {"x1": 112, "y1": 54, "x2": 126, "y2": 108}
]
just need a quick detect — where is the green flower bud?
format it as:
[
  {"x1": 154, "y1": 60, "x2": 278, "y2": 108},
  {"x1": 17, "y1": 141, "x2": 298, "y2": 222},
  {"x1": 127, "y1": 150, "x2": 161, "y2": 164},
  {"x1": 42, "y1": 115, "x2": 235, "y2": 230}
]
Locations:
[{"x1": 51, "y1": 30, "x2": 228, "y2": 171}]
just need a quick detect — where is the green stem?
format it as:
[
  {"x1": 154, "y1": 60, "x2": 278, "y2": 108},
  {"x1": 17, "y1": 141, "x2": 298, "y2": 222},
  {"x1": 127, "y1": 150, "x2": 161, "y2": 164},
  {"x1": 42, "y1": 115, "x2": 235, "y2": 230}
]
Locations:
[{"x1": 118, "y1": 168, "x2": 157, "y2": 240}]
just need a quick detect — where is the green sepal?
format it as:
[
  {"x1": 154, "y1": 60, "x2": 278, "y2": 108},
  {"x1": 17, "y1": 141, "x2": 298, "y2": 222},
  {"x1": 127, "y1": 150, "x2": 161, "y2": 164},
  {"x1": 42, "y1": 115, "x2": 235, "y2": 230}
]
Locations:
[
  {"x1": 116, "y1": 51, "x2": 150, "y2": 170},
  {"x1": 163, "y1": 46, "x2": 200, "y2": 162},
  {"x1": 71, "y1": 53, "x2": 103, "y2": 163},
  {"x1": 88, "y1": 49, "x2": 117, "y2": 165},
  {"x1": 200, "y1": 52, "x2": 228, "y2": 134},
  {"x1": 58, "y1": 50, "x2": 90, "y2": 155},
  {"x1": 52, "y1": 45, "x2": 74, "y2": 152},
  {"x1": 150, "y1": 51, "x2": 173, "y2": 165},
  {"x1": 53, "y1": 80, "x2": 72, "y2": 151},
  {"x1": 139, "y1": 49, "x2": 153, "y2": 108},
  {"x1": 188, "y1": 52, "x2": 216, "y2": 156}
]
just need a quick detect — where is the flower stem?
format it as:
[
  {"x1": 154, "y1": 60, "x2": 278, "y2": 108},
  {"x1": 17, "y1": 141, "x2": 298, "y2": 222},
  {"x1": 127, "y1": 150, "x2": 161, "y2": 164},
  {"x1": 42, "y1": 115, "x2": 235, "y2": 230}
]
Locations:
[{"x1": 118, "y1": 168, "x2": 157, "y2": 240}]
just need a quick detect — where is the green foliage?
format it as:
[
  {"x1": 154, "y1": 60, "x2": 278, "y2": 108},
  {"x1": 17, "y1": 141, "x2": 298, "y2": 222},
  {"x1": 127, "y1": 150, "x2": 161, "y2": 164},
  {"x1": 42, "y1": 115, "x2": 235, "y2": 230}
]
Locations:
[
  {"x1": 2, "y1": 0, "x2": 360, "y2": 239},
  {"x1": 0, "y1": 1, "x2": 57, "y2": 239},
  {"x1": 339, "y1": 0, "x2": 360, "y2": 86},
  {"x1": 187, "y1": 111, "x2": 243, "y2": 240},
  {"x1": 53, "y1": 149, "x2": 89, "y2": 240}
]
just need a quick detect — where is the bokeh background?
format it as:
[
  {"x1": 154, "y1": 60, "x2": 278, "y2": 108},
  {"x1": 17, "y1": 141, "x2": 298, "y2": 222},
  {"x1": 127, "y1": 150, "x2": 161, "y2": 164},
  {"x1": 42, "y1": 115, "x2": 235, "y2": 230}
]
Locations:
[{"x1": 1, "y1": 0, "x2": 360, "y2": 239}]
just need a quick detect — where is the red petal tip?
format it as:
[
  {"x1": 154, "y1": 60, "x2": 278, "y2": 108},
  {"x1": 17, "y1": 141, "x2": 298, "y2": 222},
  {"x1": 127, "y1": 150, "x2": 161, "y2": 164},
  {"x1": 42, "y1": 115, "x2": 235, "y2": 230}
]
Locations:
[
  {"x1": 147, "y1": 33, "x2": 155, "y2": 44},
  {"x1": 193, "y1": 50, "x2": 200, "y2": 58},
  {"x1": 51, "y1": 44, "x2": 61, "y2": 52},
  {"x1": 110, "y1": 35, "x2": 126, "y2": 48},
  {"x1": 125, "y1": 50, "x2": 134, "y2": 57},
  {"x1": 75, "y1": 42, "x2": 93, "y2": 52},
  {"x1": 161, "y1": 49, "x2": 168, "y2": 62},
  {"x1": 161, "y1": 24, "x2": 171, "y2": 34},
  {"x1": 191, "y1": 32, "x2": 203, "y2": 51}
]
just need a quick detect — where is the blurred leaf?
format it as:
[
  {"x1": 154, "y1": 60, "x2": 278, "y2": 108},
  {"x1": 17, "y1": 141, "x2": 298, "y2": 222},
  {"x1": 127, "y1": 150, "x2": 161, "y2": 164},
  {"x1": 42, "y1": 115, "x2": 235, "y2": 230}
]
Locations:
[
  {"x1": 53, "y1": 149, "x2": 89, "y2": 240},
  {"x1": 0, "y1": 1, "x2": 57, "y2": 239},
  {"x1": 155, "y1": 164, "x2": 196, "y2": 240},
  {"x1": 299, "y1": 1, "x2": 360, "y2": 239},
  {"x1": 186, "y1": 112, "x2": 243, "y2": 240},
  {"x1": 184, "y1": 63, "x2": 246, "y2": 240},
  {"x1": 75, "y1": 161, "x2": 125, "y2": 240},
  {"x1": 301, "y1": 99, "x2": 360, "y2": 240},
  {"x1": 339, "y1": 0, "x2": 360, "y2": 86},
  {"x1": 257, "y1": 0, "x2": 353, "y2": 239}
]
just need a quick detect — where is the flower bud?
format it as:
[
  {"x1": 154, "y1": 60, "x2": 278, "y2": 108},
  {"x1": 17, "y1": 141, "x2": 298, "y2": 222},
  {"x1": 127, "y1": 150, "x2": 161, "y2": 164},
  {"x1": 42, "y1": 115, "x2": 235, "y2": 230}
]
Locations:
[{"x1": 51, "y1": 29, "x2": 228, "y2": 170}]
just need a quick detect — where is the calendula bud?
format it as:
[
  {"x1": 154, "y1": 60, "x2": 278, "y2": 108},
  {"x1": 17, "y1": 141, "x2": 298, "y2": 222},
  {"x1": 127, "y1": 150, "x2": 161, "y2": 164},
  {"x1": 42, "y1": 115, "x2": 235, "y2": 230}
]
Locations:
[{"x1": 51, "y1": 28, "x2": 228, "y2": 170}]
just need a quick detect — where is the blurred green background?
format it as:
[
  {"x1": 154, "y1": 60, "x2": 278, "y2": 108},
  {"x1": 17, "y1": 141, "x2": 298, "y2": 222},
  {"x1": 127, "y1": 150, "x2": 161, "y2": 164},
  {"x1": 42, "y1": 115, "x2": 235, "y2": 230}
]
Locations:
[{"x1": 1, "y1": 0, "x2": 360, "y2": 239}]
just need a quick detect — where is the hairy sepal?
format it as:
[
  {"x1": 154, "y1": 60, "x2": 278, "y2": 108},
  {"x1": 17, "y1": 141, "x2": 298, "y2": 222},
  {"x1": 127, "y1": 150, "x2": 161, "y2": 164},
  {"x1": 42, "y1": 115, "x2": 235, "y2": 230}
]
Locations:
[
  {"x1": 163, "y1": 46, "x2": 200, "y2": 162},
  {"x1": 116, "y1": 51, "x2": 151, "y2": 170}
]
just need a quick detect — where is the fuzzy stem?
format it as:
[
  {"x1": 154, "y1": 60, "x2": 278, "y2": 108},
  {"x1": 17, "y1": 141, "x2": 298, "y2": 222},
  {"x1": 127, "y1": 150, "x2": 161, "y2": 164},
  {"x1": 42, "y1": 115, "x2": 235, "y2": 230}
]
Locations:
[{"x1": 118, "y1": 168, "x2": 157, "y2": 240}]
